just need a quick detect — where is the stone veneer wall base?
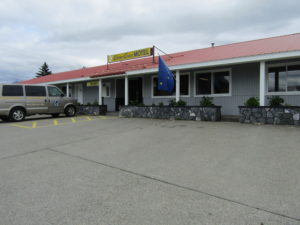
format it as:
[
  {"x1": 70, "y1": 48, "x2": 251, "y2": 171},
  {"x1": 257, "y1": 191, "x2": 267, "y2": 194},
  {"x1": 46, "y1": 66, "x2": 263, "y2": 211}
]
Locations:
[
  {"x1": 239, "y1": 106, "x2": 300, "y2": 125},
  {"x1": 77, "y1": 105, "x2": 107, "y2": 116},
  {"x1": 119, "y1": 106, "x2": 221, "y2": 121}
]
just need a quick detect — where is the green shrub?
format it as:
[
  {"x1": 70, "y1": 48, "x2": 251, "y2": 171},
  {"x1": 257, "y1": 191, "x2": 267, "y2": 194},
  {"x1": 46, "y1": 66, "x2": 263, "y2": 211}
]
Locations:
[
  {"x1": 138, "y1": 102, "x2": 145, "y2": 106},
  {"x1": 168, "y1": 99, "x2": 176, "y2": 107},
  {"x1": 86, "y1": 102, "x2": 92, "y2": 106},
  {"x1": 92, "y1": 100, "x2": 99, "y2": 106},
  {"x1": 151, "y1": 103, "x2": 156, "y2": 106},
  {"x1": 244, "y1": 97, "x2": 259, "y2": 107},
  {"x1": 200, "y1": 96, "x2": 214, "y2": 107},
  {"x1": 268, "y1": 96, "x2": 284, "y2": 106},
  {"x1": 176, "y1": 100, "x2": 187, "y2": 106},
  {"x1": 75, "y1": 100, "x2": 81, "y2": 106},
  {"x1": 129, "y1": 100, "x2": 139, "y2": 106},
  {"x1": 158, "y1": 102, "x2": 164, "y2": 107}
]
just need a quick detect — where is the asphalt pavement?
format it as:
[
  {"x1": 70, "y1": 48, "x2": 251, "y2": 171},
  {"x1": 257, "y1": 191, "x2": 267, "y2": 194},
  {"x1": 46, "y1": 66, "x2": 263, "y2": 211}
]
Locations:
[{"x1": 0, "y1": 115, "x2": 299, "y2": 225}]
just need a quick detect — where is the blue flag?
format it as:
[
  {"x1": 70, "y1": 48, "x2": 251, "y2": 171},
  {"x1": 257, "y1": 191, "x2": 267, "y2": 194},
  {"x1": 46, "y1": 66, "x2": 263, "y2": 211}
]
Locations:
[{"x1": 158, "y1": 56, "x2": 174, "y2": 93}]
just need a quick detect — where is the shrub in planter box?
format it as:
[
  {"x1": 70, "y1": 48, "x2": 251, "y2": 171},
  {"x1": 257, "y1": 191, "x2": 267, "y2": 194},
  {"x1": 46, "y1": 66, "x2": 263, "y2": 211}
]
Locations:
[
  {"x1": 200, "y1": 96, "x2": 215, "y2": 107},
  {"x1": 239, "y1": 97, "x2": 300, "y2": 125},
  {"x1": 244, "y1": 97, "x2": 259, "y2": 107},
  {"x1": 268, "y1": 96, "x2": 284, "y2": 107}
]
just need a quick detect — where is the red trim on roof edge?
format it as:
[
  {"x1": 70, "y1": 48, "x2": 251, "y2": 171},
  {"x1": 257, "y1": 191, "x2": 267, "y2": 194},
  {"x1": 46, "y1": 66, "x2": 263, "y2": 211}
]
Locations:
[
  {"x1": 90, "y1": 70, "x2": 126, "y2": 78},
  {"x1": 19, "y1": 33, "x2": 300, "y2": 84}
]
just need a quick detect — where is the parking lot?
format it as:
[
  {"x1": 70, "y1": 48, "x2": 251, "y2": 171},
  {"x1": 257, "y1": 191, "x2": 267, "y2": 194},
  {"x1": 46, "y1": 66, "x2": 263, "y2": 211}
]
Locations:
[{"x1": 0, "y1": 116, "x2": 300, "y2": 225}]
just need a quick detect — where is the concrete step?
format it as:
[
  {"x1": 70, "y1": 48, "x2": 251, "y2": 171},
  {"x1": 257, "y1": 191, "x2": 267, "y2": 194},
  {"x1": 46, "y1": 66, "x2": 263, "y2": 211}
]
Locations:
[
  {"x1": 106, "y1": 111, "x2": 119, "y2": 116},
  {"x1": 222, "y1": 115, "x2": 239, "y2": 122}
]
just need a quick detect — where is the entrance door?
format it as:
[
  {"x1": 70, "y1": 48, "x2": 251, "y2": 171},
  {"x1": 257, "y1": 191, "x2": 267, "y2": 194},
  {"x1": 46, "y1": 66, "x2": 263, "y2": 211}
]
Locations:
[
  {"x1": 74, "y1": 83, "x2": 83, "y2": 104},
  {"x1": 115, "y1": 79, "x2": 125, "y2": 111},
  {"x1": 129, "y1": 77, "x2": 143, "y2": 104}
]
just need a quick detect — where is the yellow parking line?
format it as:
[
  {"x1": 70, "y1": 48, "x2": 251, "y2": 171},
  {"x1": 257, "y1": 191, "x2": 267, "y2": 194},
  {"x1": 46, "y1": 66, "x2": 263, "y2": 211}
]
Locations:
[
  {"x1": 11, "y1": 124, "x2": 32, "y2": 129},
  {"x1": 10, "y1": 115, "x2": 117, "y2": 129}
]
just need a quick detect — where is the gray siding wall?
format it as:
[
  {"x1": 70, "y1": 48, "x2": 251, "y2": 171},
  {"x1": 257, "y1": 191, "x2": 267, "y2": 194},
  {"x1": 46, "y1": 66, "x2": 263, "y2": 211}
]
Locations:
[
  {"x1": 275, "y1": 95, "x2": 300, "y2": 106},
  {"x1": 76, "y1": 59, "x2": 300, "y2": 115},
  {"x1": 83, "y1": 85, "x2": 98, "y2": 105},
  {"x1": 143, "y1": 63, "x2": 260, "y2": 115},
  {"x1": 82, "y1": 79, "x2": 116, "y2": 112}
]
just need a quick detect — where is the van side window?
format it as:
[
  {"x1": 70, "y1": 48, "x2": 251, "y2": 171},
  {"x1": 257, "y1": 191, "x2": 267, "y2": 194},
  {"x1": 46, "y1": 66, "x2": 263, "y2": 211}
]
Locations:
[
  {"x1": 2, "y1": 85, "x2": 24, "y2": 96},
  {"x1": 48, "y1": 86, "x2": 63, "y2": 97},
  {"x1": 25, "y1": 86, "x2": 46, "y2": 97}
]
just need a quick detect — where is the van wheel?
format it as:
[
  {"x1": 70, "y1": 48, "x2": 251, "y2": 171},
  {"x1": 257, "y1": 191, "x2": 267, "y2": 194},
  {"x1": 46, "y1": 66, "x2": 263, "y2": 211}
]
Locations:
[
  {"x1": 65, "y1": 106, "x2": 76, "y2": 117},
  {"x1": 51, "y1": 113, "x2": 60, "y2": 118},
  {"x1": 9, "y1": 107, "x2": 26, "y2": 122},
  {"x1": 0, "y1": 116, "x2": 10, "y2": 122}
]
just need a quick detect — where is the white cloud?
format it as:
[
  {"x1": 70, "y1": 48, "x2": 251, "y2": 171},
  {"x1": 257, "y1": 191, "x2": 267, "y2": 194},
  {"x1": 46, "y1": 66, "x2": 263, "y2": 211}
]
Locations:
[{"x1": 0, "y1": 0, "x2": 300, "y2": 83}]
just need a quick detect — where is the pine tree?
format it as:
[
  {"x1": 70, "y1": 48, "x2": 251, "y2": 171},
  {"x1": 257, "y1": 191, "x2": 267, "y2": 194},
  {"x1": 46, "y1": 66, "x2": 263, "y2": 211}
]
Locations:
[{"x1": 36, "y1": 62, "x2": 52, "y2": 77}]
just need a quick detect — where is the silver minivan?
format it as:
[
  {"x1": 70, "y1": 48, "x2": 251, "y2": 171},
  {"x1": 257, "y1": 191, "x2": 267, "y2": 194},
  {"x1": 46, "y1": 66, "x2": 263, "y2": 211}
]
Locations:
[{"x1": 0, "y1": 84, "x2": 77, "y2": 122}]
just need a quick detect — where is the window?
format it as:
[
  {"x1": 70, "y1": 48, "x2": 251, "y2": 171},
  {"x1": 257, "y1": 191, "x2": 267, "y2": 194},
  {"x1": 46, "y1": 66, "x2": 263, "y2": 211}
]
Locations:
[
  {"x1": 102, "y1": 82, "x2": 111, "y2": 97},
  {"x1": 268, "y1": 66, "x2": 286, "y2": 92},
  {"x1": 180, "y1": 74, "x2": 189, "y2": 95},
  {"x1": 196, "y1": 72, "x2": 211, "y2": 95},
  {"x1": 268, "y1": 63, "x2": 300, "y2": 93},
  {"x1": 214, "y1": 71, "x2": 230, "y2": 94},
  {"x1": 152, "y1": 73, "x2": 189, "y2": 97},
  {"x1": 48, "y1": 86, "x2": 63, "y2": 97},
  {"x1": 2, "y1": 85, "x2": 23, "y2": 96},
  {"x1": 287, "y1": 65, "x2": 300, "y2": 92},
  {"x1": 25, "y1": 86, "x2": 46, "y2": 96},
  {"x1": 61, "y1": 86, "x2": 72, "y2": 97},
  {"x1": 195, "y1": 70, "x2": 231, "y2": 96}
]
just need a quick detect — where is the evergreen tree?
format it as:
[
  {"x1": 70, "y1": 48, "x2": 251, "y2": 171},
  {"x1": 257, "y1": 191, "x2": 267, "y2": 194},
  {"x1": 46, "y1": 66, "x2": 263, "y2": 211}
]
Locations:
[{"x1": 36, "y1": 62, "x2": 52, "y2": 77}]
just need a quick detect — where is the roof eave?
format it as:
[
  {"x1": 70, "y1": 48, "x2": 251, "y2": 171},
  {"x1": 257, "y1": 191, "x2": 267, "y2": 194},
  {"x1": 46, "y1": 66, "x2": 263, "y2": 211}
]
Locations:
[{"x1": 38, "y1": 50, "x2": 300, "y2": 85}]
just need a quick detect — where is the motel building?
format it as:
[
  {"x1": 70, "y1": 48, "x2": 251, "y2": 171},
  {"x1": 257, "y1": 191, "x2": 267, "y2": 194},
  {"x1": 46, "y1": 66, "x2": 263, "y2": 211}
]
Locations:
[{"x1": 20, "y1": 33, "x2": 300, "y2": 116}]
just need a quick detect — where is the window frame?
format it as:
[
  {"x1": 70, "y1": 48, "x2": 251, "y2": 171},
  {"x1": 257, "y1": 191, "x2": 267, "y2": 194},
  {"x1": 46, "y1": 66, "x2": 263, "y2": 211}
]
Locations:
[
  {"x1": 267, "y1": 61, "x2": 300, "y2": 95},
  {"x1": 151, "y1": 72, "x2": 190, "y2": 98},
  {"x1": 47, "y1": 86, "x2": 64, "y2": 97},
  {"x1": 179, "y1": 72, "x2": 190, "y2": 97},
  {"x1": 194, "y1": 68, "x2": 232, "y2": 97},
  {"x1": 25, "y1": 85, "x2": 47, "y2": 97},
  {"x1": 2, "y1": 85, "x2": 24, "y2": 97}
]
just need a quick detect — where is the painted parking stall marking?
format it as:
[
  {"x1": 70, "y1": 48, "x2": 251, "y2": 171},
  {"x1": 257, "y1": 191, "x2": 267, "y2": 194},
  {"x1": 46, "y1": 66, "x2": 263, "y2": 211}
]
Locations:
[
  {"x1": 32, "y1": 121, "x2": 37, "y2": 128},
  {"x1": 9, "y1": 116, "x2": 117, "y2": 129}
]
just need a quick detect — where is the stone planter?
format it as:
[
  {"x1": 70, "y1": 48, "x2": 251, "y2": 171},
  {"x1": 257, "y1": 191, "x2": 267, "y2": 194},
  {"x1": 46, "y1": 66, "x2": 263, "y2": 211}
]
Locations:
[
  {"x1": 77, "y1": 105, "x2": 107, "y2": 116},
  {"x1": 239, "y1": 106, "x2": 300, "y2": 125},
  {"x1": 119, "y1": 106, "x2": 221, "y2": 121}
]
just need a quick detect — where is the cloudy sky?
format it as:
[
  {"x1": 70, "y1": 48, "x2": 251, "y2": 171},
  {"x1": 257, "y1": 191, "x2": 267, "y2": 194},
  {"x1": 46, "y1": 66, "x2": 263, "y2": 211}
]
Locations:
[{"x1": 0, "y1": 0, "x2": 300, "y2": 83}]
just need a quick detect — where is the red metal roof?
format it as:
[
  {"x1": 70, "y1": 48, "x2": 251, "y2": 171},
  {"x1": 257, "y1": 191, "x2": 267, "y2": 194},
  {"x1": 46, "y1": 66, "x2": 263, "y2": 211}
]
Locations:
[{"x1": 20, "y1": 33, "x2": 300, "y2": 84}]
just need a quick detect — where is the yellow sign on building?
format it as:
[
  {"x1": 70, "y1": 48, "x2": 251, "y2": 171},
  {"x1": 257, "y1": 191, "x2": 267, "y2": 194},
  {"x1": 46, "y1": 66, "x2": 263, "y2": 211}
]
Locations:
[
  {"x1": 107, "y1": 47, "x2": 153, "y2": 63},
  {"x1": 86, "y1": 81, "x2": 99, "y2": 87}
]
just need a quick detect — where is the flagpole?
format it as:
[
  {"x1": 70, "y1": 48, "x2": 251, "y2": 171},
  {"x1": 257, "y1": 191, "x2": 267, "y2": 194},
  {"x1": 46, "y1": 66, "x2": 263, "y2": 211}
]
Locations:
[
  {"x1": 152, "y1": 45, "x2": 155, "y2": 63},
  {"x1": 154, "y1": 46, "x2": 173, "y2": 59}
]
